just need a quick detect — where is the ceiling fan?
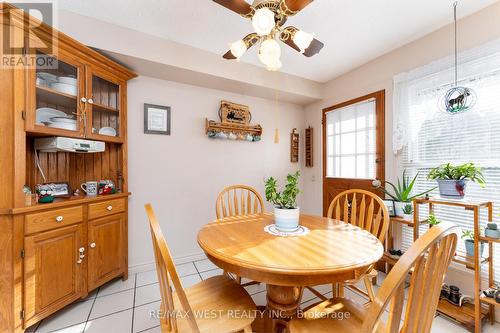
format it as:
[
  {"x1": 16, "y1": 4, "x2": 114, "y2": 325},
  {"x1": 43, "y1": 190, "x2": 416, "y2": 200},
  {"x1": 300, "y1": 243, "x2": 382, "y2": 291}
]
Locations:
[{"x1": 213, "y1": 0, "x2": 324, "y2": 71}]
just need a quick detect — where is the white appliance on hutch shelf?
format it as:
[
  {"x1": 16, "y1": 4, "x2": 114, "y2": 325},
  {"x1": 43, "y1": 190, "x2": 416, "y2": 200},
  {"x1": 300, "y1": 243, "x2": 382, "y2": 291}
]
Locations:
[{"x1": 34, "y1": 137, "x2": 105, "y2": 153}]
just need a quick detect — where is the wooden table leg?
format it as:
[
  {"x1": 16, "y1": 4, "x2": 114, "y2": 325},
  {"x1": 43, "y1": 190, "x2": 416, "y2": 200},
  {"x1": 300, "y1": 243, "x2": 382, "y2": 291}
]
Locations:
[{"x1": 266, "y1": 285, "x2": 302, "y2": 333}]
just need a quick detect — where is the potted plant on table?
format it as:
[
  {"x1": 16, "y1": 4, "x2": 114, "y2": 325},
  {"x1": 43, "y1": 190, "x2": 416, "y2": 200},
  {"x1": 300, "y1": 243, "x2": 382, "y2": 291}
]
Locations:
[
  {"x1": 462, "y1": 230, "x2": 484, "y2": 257},
  {"x1": 382, "y1": 170, "x2": 436, "y2": 217},
  {"x1": 265, "y1": 171, "x2": 300, "y2": 232},
  {"x1": 427, "y1": 162, "x2": 486, "y2": 199}
]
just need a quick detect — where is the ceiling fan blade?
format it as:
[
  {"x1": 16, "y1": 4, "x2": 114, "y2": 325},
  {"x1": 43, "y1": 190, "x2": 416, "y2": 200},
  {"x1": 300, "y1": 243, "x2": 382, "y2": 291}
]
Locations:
[
  {"x1": 280, "y1": 0, "x2": 314, "y2": 15},
  {"x1": 280, "y1": 27, "x2": 324, "y2": 57},
  {"x1": 213, "y1": 0, "x2": 254, "y2": 17},
  {"x1": 222, "y1": 33, "x2": 260, "y2": 60},
  {"x1": 303, "y1": 38, "x2": 324, "y2": 57},
  {"x1": 223, "y1": 50, "x2": 237, "y2": 60}
]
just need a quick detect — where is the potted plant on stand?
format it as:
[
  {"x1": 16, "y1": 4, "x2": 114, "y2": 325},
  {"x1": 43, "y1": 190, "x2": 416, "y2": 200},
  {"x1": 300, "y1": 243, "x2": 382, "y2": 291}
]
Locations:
[
  {"x1": 462, "y1": 230, "x2": 484, "y2": 257},
  {"x1": 401, "y1": 204, "x2": 413, "y2": 221},
  {"x1": 382, "y1": 170, "x2": 436, "y2": 217},
  {"x1": 265, "y1": 171, "x2": 301, "y2": 232},
  {"x1": 427, "y1": 162, "x2": 486, "y2": 198}
]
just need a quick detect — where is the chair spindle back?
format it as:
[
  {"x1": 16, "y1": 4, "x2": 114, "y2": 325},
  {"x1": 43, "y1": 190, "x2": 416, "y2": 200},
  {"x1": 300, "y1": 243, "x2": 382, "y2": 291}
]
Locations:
[
  {"x1": 216, "y1": 185, "x2": 265, "y2": 219},
  {"x1": 145, "y1": 204, "x2": 200, "y2": 333}
]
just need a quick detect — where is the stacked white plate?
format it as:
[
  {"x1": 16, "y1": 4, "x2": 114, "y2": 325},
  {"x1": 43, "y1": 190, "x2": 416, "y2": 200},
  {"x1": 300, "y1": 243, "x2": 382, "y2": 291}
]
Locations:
[
  {"x1": 36, "y1": 72, "x2": 57, "y2": 87},
  {"x1": 36, "y1": 107, "x2": 66, "y2": 125},
  {"x1": 50, "y1": 82, "x2": 77, "y2": 96},
  {"x1": 47, "y1": 116, "x2": 77, "y2": 131}
]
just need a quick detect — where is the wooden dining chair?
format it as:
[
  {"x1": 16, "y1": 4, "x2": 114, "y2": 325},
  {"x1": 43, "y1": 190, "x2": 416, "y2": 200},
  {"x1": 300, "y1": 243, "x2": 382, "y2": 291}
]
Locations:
[
  {"x1": 308, "y1": 189, "x2": 391, "y2": 303},
  {"x1": 289, "y1": 222, "x2": 459, "y2": 333},
  {"x1": 145, "y1": 204, "x2": 256, "y2": 333},
  {"x1": 215, "y1": 185, "x2": 265, "y2": 219},
  {"x1": 215, "y1": 185, "x2": 264, "y2": 286}
]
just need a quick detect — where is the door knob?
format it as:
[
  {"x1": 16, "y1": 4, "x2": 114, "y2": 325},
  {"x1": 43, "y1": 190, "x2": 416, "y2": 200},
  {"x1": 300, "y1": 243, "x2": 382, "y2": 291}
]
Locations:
[
  {"x1": 80, "y1": 97, "x2": 87, "y2": 103},
  {"x1": 372, "y1": 179, "x2": 382, "y2": 188},
  {"x1": 88, "y1": 98, "x2": 94, "y2": 104}
]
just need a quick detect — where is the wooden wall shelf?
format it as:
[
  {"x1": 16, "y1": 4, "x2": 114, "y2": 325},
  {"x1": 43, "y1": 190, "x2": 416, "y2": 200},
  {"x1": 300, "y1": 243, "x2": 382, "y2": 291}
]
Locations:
[
  {"x1": 205, "y1": 118, "x2": 263, "y2": 136},
  {"x1": 305, "y1": 127, "x2": 313, "y2": 167}
]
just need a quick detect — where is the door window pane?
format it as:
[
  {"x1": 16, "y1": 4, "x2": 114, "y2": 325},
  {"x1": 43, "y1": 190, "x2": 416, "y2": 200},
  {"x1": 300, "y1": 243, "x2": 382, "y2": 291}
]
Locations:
[{"x1": 326, "y1": 99, "x2": 376, "y2": 179}]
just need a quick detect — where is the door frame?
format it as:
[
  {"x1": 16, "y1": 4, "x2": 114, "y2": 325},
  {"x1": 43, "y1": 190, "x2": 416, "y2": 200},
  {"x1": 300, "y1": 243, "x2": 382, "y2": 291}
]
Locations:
[{"x1": 322, "y1": 90, "x2": 386, "y2": 216}]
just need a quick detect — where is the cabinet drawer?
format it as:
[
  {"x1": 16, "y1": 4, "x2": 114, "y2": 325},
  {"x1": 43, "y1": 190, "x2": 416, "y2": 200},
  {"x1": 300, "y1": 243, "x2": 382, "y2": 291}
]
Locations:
[
  {"x1": 88, "y1": 199, "x2": 126, "y2": 219},
  {"x1": 25, "y1": 206, "x2": 83, "y2": 235}
]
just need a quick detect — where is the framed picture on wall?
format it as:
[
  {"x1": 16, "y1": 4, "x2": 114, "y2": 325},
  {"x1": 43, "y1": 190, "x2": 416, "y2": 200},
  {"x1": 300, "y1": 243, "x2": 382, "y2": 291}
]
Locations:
[
  {"x1": 382, "y1": 199, "x2": 396, "y2": 217},
  {"x1": 144, "y1": 104, "x2": 171, "y2": 135}
]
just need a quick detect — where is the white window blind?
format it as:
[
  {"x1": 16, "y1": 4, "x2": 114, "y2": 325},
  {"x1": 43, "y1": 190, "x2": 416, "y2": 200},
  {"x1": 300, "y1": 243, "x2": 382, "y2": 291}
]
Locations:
[
  {"x1": 326, "y1": 99, "x2": 376, "y2": 179},
  {"x1": 395, "y1": 39, "x2": 500, "y2": 283}
]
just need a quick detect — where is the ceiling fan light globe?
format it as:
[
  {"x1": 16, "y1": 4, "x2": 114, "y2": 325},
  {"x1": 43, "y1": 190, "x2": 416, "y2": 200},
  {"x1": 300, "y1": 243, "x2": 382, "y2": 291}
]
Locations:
[
  {"x1": 266, "y1": 59, "x2": 282, "y2": 71},
  {"x1": 258, "y1": 38, "x2": 281, "y2": 67},
  {"x1": 230, "y1": 39, "x2": 248, "y2": 59},
  {"x1": 252, "y1": 7, "x2": 275, "y2": 36},
  {"x1": 293, "y1": 30, "x2": 314, "y2": 53}
]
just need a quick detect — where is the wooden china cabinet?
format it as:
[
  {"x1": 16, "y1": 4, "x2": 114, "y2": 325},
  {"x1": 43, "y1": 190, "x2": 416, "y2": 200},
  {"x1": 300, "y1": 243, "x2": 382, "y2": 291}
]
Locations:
[{"x1": 0, "y1": 4, "x2": 136, "y2": 332}]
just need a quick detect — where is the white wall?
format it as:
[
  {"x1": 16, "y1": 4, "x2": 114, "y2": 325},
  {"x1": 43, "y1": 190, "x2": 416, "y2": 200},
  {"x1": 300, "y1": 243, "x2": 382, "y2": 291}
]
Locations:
[{"x1": 127, "y1": 76, "x2": 305, "y2": 270}]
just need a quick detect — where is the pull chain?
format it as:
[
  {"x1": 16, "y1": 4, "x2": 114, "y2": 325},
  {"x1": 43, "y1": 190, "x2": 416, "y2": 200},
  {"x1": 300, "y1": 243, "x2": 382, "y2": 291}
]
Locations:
[
  {"x1": 454, "y1": 1, "x2": 458, "y2": 86},
  {"x1": 274, "y1": 88, "x2": 280, "y2": 144}
]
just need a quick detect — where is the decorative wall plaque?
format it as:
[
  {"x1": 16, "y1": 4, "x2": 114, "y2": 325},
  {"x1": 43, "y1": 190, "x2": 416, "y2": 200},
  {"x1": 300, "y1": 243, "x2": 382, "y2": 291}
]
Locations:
[{"x1": 219, "y1": 100, "x2": 252, "y2": 124}]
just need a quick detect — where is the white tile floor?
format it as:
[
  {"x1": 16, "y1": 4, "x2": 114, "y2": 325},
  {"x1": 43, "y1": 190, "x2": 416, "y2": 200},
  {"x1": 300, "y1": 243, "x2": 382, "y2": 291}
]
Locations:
[{"x1": 26, "y1": 257, "x2": 500, "y2": 333}]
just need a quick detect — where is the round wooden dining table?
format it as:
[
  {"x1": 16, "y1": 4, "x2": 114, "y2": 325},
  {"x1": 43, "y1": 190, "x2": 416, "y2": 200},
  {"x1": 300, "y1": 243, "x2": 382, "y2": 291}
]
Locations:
[{"x1": 197, "y1": 213, "x2": 384, "y2": 332}]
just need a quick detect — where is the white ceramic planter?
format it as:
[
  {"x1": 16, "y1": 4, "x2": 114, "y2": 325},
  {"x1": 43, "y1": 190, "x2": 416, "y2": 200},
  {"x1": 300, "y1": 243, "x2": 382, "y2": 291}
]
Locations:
[
  {"x1": 274, "y1": 207, "x2": 300, "y2": 232},
  {"x1": 437, "y1": 179, "x2": 468, "y2": 198},
  {"x1": 394, "y1": 201, "x2": 409, "y2": 217},
  {"x1": 402, "y1": 213, "x2": 413, "y2": 222}
]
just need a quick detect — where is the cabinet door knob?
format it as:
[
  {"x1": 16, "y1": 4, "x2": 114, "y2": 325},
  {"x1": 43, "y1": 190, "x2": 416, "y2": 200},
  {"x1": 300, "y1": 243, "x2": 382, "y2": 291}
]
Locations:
[
  {"x1": 88, "y1": 98, "x2": 94, "y2": 104},
  {"x1": 56, "y1": 216, "x2": 64, "y2": 222},
  {"x1": 90, "y1": 243, "x2": 96, "y2": 248},
  {"x1": 80, "y1": 97, "x2": 87, "y2": 103},
  {"x1": 107, "y1": 205, "x2": 113, "y2": 211}
]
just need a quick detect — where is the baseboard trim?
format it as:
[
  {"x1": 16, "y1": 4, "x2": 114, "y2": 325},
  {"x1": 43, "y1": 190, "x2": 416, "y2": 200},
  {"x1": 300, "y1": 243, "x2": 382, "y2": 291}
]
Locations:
[{"x1": 128, "y1": 252, "x2": 207, "y2": 275}]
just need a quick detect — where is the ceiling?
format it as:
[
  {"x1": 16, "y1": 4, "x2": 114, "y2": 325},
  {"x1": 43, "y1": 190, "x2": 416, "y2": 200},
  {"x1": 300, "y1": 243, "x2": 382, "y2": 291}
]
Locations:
[{"x1": 57, "y1": 0, "x2": 499, "y2": 82}]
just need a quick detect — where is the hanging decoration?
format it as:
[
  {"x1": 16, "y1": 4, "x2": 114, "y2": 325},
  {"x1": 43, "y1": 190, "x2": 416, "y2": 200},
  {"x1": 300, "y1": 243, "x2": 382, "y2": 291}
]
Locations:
[{"x1": 440, "y1": 2, "x2": 476, "y2": 114}]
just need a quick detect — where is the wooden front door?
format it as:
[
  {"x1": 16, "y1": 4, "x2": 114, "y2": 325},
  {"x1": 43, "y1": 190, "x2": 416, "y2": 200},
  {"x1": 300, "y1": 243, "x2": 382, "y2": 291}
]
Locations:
[
  {"x1": 24, "y1": 224, "x2": 84, "y2": 327},
  {"x1": 88, "y1": 214, "x2": 125, "y2": 290},
  {"x1": 322, "y1": 90, "x2": 385, "y2": 216}
]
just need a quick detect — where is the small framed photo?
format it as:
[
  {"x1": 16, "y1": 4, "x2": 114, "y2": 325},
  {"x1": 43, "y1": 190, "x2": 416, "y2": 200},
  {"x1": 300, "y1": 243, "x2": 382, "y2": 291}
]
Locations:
[
  {"x1": 383, "y1": 199, "x2": 396, "y2": 217},
  {"x1": 35, "y1": 182, "x2": 71, "y2": 198},
  {"x1": 144, "y1": 104, "x2": 171, "y2": 135}
]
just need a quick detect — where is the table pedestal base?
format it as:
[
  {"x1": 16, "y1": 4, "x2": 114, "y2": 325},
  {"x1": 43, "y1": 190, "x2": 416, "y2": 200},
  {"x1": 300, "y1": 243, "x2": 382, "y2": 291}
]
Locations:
[{"x1": 252, "y1": 285, "x2": 303, "y2": 333}]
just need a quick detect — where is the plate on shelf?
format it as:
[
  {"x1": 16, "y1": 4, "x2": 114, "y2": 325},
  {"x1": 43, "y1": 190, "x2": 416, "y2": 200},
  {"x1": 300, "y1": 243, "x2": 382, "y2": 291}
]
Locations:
[
  {"x1": 57, "y1": 76, "x2": 77, "y2": 86},
  {"x1": 36, "y1": 72, "x2": 57, "y2": 83},
  {"x1": 36, "y1": 107, "x2": 67, "y2": 124},
  {"x1": 50, "y1": 116, "x2": 76, "y2": 124},
  {"x1": 50, "y1": 82, "x2": 77, "y2": 96},
  {"x1": 47, "y1": 122, "x2": 77, "y2": 131},
  {"x1": 98, "y1": 127, "x2": 117, "y2": 136}
]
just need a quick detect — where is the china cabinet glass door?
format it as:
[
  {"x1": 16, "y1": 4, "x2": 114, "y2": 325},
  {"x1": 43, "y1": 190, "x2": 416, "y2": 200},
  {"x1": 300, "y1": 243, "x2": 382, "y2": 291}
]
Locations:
[
  {"x1": 86, "y1": 68, "x2": 124, "y2": 143},
  {"x1": 27, "y1": 51, "x2": 85, "y2": 137}
]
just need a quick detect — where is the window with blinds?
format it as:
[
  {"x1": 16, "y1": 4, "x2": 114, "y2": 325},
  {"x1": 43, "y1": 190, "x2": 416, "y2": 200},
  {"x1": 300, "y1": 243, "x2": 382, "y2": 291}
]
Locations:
[{"x1": 399, "y1": 64, "x2": 500, "y2": 282}]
